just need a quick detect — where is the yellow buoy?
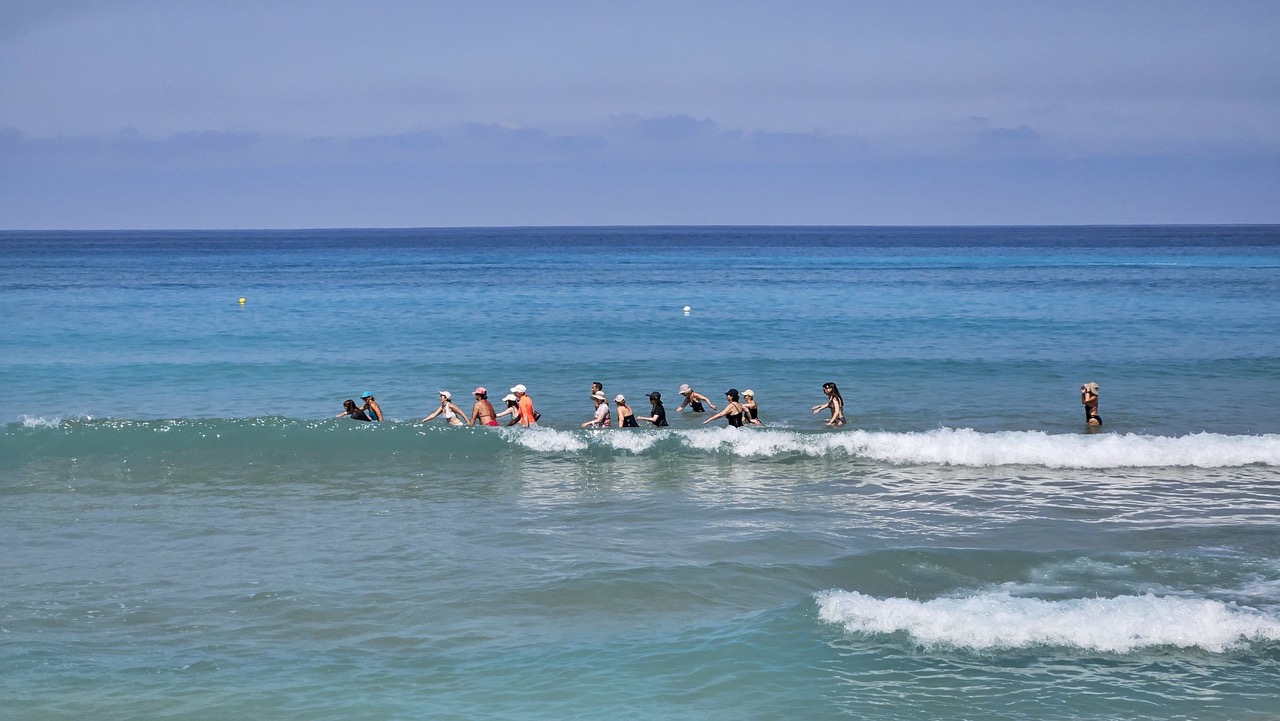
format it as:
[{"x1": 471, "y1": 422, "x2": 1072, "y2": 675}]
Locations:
[{"x1": 238, "y1": 297, "x2": 246, "y2": 305}]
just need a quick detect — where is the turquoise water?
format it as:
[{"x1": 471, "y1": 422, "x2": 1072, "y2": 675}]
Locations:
[{"x1": 2, "y1": 226, "x2": 1279, "y2": 720}]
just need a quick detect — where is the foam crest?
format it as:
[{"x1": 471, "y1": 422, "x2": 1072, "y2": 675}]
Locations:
[
  {"x1": 816, "y1": 590, "x2": 1280, "y2": 653},
  {"x1": 855, "y1": 428, "x2": 1280, "y2": 468},
  {"x1": 501, "y1": 426, "x2": 588, "y2": 453},
  {"x1": 7, "y1": 419, "x2": 1278, "y2": 469},
  {"x1": 18, "y1": 414, "x2": 86, "y2": 428},
  {"x1": 663, "y1": 427, "x2": 1280, "y2": 468},
  {"x1": 676, "y1": 426, "x2": 813, "y2": 455}
]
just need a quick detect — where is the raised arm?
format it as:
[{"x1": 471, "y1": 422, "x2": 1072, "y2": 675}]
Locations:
[{"x1": 703, "y1": 405, "x2": 731, "y2": 424}]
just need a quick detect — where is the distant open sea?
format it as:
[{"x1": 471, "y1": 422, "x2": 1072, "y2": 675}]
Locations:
[{"x1": 2, "y1": 226, "x2": 1279, "y2": 720}]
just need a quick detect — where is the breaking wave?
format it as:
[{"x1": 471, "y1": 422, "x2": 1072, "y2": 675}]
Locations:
[
  {"x1": 815, "y1": 589, "x2": 1280, "y2": 653},
  {"x1": 3, "y1": 419, "x2": 1278, "y2": 469}
]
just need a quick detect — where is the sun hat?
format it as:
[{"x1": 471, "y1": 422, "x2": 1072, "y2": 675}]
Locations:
[
  {"x1": 474, "y1": 386, "x2": 487, "y2": 395},
  {"x1": 614, "y1": 394, "x2": 625, "y2": 403},
  {"x1": 678, "y1": 384, "x2": 691, "y2": 394},
  {"x1": 439, "y1": 390, "x2": 452, "y2": 401},
  {"x1": 743, "y1": 389, "x2": 755, "y2": 398},
  {"x1": 725, "y1": 388, "x2": 739, "y2": 396},
  {"x1": 361, "y1": 391, "x2": 373, "y2": 399},
  {"x1": 502, "y1": 394, "x2": 518, "y2": 402},
  {"x1": 511, "y1": 384, "x2": 527, "y2": 394},
  {"x1": 591, "y1": 391, "x2": 606, "y2": 401},
  {"x1": 1082, "y1": 381, "x2": 1099, "y2": 394},
  {"x1": 647, "y1": 391, "x2": 662, "y2": 400}
]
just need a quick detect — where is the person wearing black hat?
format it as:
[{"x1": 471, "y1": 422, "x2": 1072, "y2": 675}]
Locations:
[
  {"x1": 635, "y1": 391, "x2": 668, "y2": 427},
  {"x1": 703, "y1": 389, "x2": 748, "y2": 428}
]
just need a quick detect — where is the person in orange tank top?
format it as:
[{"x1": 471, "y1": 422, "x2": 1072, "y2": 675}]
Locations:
[{"x1": 511, "y1": 384, "x2": 538, "y2": 427}]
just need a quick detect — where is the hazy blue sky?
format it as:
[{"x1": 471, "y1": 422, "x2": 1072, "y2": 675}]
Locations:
[{"x1": 2, "y1": 1, "x2": 1277, "y2": 228}]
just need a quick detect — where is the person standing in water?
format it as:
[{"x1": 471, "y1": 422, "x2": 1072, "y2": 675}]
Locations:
[
  {"x1": 1081, "y1": 382, "x2": 1102, "y2": 426},
  {"x1": 336, "y1": 399, "x2": 371, "y2": 421},
  {"x1": 614, "y1": 394, "x2": 638, "y2": 427},
  {"x1": 811, "y1": 382, "x2": 845, "y2": 426},
  {"x1": 704, "y1": 389, "x2": 749, "y2": 427},
  {"x1": 742, "y1": 389, "x2": 763, "y2": 425},
  {"x1": 359, "y1": 391, "x2": 384, "y2": 422},
  {"x1": 676, "y1": 383, "x2": 717, "y2": 413},
  {"x1": 469, "y1": 387, "x2": 499, "y2": 426},
  {"x1": 421, "y1": 390, "x2": 468, "y2": 425},
  {"x1": 512, "y1": 384, "x2": 539, "y2": 427},
  {"x1": 635, "y1": 391, "x2": 669, "y2": 427},
  {"x1": 581, "y1": 391, "x2": 611, "y2": 428},
  {"x1": 495, "y1": 393, "x2": 522, "y2": 426}
]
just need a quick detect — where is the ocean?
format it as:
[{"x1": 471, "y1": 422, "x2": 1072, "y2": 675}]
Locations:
[{"x1": 2, "y1": 226, "x2": 1278, "y2": 720}]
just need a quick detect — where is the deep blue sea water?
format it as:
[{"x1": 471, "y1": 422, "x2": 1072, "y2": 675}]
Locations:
[{"x1": 2, "y1": 226, "x2": 1279, "y2": 720}]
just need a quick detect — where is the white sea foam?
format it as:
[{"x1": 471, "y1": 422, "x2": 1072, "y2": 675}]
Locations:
[
  {"x1": 502, "y1": 426, "x2": 588, "y2": 453},
  {"x1": 580, "y1": 427, "x2": 1280, "y2": 468},
  {"x1": 815, "y1": 590, "x2": 1280, "y2": 653},
  {"x1": 18, "y1": 414, "x2": 88, "y2": 428}
]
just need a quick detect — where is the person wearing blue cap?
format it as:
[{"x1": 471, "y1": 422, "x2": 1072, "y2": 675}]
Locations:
[{"x1": 359, "y1": 391, "x2": 384, "y2": 422}]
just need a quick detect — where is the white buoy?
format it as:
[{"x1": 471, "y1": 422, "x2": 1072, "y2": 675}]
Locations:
[{"x1": 683, "y1": 305, "x2": 691, "y2": 315}]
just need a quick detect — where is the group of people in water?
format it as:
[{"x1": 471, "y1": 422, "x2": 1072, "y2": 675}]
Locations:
[
  {"x1": 336, "y1": 381, "x2": 851, "y2": 428},
  {"x1": 338, "y1": 379, "x2": 1102, "y2": 428}
]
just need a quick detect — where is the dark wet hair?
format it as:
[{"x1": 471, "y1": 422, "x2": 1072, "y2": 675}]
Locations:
[
  {"x1": 822, "y1": 382, "x2": 844, "y2": 406},
  {"x1": 343, "y1": 399, "x2": 358, "y2": 412}
]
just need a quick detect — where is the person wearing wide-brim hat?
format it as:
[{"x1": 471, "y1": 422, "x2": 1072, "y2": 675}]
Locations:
[{"x1": 581, "y1": 390, "x2": 611, "y2": 428}]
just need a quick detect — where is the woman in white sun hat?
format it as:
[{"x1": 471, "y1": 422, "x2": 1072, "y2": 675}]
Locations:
[{"x1": 581, "y1": 390, "x2": 611, "y2": 428}]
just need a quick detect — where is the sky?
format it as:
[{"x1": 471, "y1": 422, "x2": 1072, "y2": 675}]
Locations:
[{"x1": 1, "y1": 0, "x2": 1278, "y2": 228}]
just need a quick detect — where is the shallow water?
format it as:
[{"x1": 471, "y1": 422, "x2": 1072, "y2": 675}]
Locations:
[{"x1": 2, "y1": 226, "x2": 1279, "y2": 720}]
